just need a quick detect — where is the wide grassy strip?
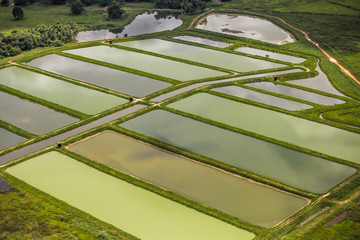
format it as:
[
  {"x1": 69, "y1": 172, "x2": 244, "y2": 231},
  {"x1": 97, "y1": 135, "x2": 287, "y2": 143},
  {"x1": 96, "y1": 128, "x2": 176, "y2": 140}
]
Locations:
[
  {"x1": 168, "y1": 93, "x2": 360, "y2": 164},
  {"x1": 119, "y1": 109, "x2": 355, "y2": 193},
  {"x1": 25, "y1": 54, "x2": 172, "y2": 98},
  {"x1": 63, "y1": 45, "x2": 227, "y2": 81},
  {"x1": 0, "y1": 90, "x2": 77, "y2": 135},
  {"x1": 6, "y1": 151, "x2": 255, "y2": 240},
  {"x1": 116, "y1": 39, "x2": 287, "y2": 73},
  {"x1": 0, "y1": 66, "x2": 127, "y2": 115},
  {"x1": 69, "y1": 131, "x2": 308, "y2": 228}
]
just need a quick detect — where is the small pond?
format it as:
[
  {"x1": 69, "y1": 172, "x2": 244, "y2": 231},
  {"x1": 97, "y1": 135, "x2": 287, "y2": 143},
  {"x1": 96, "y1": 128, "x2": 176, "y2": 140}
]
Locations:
[
  {"x1": 290, "y1": 63, "x2": 346, "y2": 97},
  {"x1": 247, "y1": 82, "x2": 345, "y2": 106},
  {"x1": 117, "y1": 39, "x2": 286, "y2": 73},
  {"x1": 0, "y1": 128, "x2": 27, "y2": 151},
  {"x1": 0, "y1": 67, "x2": 127, "y2": 115},
  {"x1": 75, "y1": 11, "x2": 182, "y2": 42},
  {"x1": 69, "y1": 131, "x2": 307, "y2": 227},
  {"x1": 0, "y1": 91, "x2": 77, "y2": 135},
  {"x1": 172, "y1": 35, "x2": 232, "y2": 48},
  {"x1": 213, "y1": 85, "x2": 313, "y2": 111},
  {"x1": 168, "y1": 93, "x2": 360, "y2": 165},
  {"x1": 120, "y1": 109, "x2": 355, "y2": 193},
  {"x1": 26, "y1": 54, "x2": 172, "y2": 97},
  {"x1": 236, "y1": 47, "x2": 306, "y2": 64},
  {"x1": 64, "y1": 45, "x2": 227, "y2": 81},
  {"x1": 196, "y1": 14, "x2": 295, "y2": 45},
  {"x1": 7, "y1": 151, "x2": 255, "y2": 240}
]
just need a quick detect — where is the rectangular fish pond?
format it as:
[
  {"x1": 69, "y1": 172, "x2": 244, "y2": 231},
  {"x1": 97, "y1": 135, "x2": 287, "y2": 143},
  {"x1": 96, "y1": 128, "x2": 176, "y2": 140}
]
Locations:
[
  {"x1": 26, "y1": 54, "x2": 172, "y2": 98},
  {"x1": 168, "y1": 93, "x2": 360, "y2": 165},
  {"x1": 0, "y1": 128, "x2": 27, "y2": 151},
  {"x1": 6, "y1": 151, "x2": 255, "y2": 240},
  {"x1": 236, "y1": 47, "x2": 306, "y2": 64},
  {"x1": 69, "y1": 131, "x2": 308, "y2": 227},
  {"x1": 119, "y1": 109, "x2": 356, "y2": 193},
  {"x1": 117, "y1": 39, "x2": 286, "y2": 73},
  {"x1": 64, "y1": 45, "x2": 227, "y2": 81},
  {"x1": 172, "y1": 35, "x2": 232, "y2": 48},
  {"x1": 0, "y1": 91, "x2": 77, "y2": 135},
  {"x1": 0, "y1": 67, "x2": 127, "y2": 115}
]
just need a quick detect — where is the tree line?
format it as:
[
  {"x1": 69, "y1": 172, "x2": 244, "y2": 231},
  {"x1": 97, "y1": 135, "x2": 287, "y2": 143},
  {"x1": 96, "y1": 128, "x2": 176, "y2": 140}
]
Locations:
[{"x1": 0, "y1": 23, "x2": 78, "y2": 58}]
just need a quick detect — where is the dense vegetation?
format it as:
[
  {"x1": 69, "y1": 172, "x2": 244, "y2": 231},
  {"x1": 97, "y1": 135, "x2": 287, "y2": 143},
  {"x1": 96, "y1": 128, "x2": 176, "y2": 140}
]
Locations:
[
  {"x1": 0, "y1": 23, "x2": 77, "y2": 58},
  {"x1": 154, "y1": 0, "x2": 206, "y2": 14}
]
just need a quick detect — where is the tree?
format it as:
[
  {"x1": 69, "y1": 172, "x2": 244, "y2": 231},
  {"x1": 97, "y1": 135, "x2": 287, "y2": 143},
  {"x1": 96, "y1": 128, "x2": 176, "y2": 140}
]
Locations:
[
  {"x1": 12, "y1": 6, "x2": 24, "y2": 20},
  {"x1": 1, "y1": 0, "x2": 9, "y2": 7},
  {"x1": 70, "y1": 1, "x2": 84, "y2": 15},
  {"x1": 107, "y1": 3, "x2": 124, "y2": 19}
]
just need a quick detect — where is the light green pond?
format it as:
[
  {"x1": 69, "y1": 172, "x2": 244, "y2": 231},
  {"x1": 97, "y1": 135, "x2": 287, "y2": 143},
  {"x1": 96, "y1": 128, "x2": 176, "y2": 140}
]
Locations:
[
  {"x1": 236, "y1": 47, "x2": 306, "y2": 64},
  {"x1": 120, "y1": 109, "x2": 356, "y2": 193},
  {"x1": 0, "y1": 128, "x2": 27, "y2": 151},
  {"x1": 0, "y1": 91, "x2": 77, "y2": 135},
  {"x1": 0, "y1": 67, "x2": 127, "y2": 115},
  {"x1": 64, "y1": 45, "x2": 227, "y2": 81},
  {"x1": 196, "y1": 14, "x2": 295, "y2": 45},
  {"x1": 69, "y1": 131, "x2": 307, "y2": 227},
  {"x1": 117, "y1": 39, "x2": 286, "y2": 72},
  {"x1": 26, "y1": 54, "x2": 172, "y2": 97},
  {"x1": 173, "y1": 35, "x2": 232, "y2": 48},
  {"x1": 169, "y1": 93, "x2": 360, "y2": 164},
  {"x1": 6, "y1": 151, "x2": 254, "y2": 240}
]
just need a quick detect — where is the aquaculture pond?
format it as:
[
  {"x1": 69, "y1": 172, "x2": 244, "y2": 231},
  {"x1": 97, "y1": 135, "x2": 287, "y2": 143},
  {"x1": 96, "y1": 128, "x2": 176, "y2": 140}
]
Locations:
[
  {"x1": 236, "y1": 47, "x2": 306, "y2": 64},
  {"x1": 75, "y1": 11, "x2": 182, "y2": 42},
  {"x1": 0, "y1": 128, "x2": 27, "y2": 151},
  {"x1": 213, "y1": 85, "x2": 313, "y2": 111},
  {"x1": 117, "y1": 39, "x2": 286, "y2": 72},
  {"x1": 196, "y1": 14, "x2": 295, "y2": 44},
  {"x1": 173, "y1": 35, "x2": 232, "y2": 48},
  {"x1": 290, "y1": 63, "x2": 346, "y2": 97},
  {"x1": 6, "y1": 151, "x2": 254, "y2": 240},
  {"x1": 69, "y1": 131, "x2": 307, "y2": 227},
  {"x1": 0, "y1": 91, "x2": 77, "y2": 135},
  {"x1": 26, "y1": 54, "x2": 171, "y2": 97},
  {"x1": 169, "y1": 93, "x2": 360, "y2": 164},
  {"x1": 0, "y1": 67, "x2": 127, "y2": 115},
  {"x1": 246, "y1": 82, "x2": 345, "y2": 106},
  {"x1": 64, "y1": 46, "x2": 227, "y2": 81},
  {"x1": 120, "y1": 110, "x2": 355, "y2": 193}
]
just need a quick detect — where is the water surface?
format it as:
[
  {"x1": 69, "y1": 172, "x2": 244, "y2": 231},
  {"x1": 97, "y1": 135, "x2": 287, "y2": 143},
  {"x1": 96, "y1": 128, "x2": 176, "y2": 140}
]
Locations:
[
  {"x1": 117, "y1": 39, "x2": 286, "y2": 72},
  {"x1": 169, "y1": 93, "x2": 360, "y2": 164},
  {"x1": 26, "y1": 54, "x2": 171, "y2": 97},
  {"x1": 236, "y1": 47, "x2": 306, "y2": 63},
  {"x1": 247, "y1": 82, "x2": 345, "y2": 106},
  {"x1": 7, "y1": 151, "x2": 254, "y2": 240},
  {"x1": 65, "y1": 46, "x2": 227, "y2": 81},
  {"x1": 70, "y1": 131, "x2": 307, "y2": 227},
  {"x1": 197, "y1": 14, "x2": 295, "y2": 44},
  {"x1": 173, "y1": 35, "x2": 232, "y2": 48},
  {"x1": 0, "y1": 67, "x2": 127, "y2": 115},
  {"x1": 120, "y1": 109, "x2": 356, "y2": 193},
  {"x1": 213, "y1": 85, "x2": 312, "y2": 111},
  {"x1": 0, "y1": 91, "x2": 77, "y2": 135},
  {"x1": 76, "y1": 11, "x2": 182, "y2": 42},
  {"x1": 0, "y1": 128, "x2": 27, "y2": 151}
]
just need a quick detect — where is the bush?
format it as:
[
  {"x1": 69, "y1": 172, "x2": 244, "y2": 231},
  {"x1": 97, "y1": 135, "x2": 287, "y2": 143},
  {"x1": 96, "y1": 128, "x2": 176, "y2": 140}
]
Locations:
[
  {"x1": 70, "y1": 0, "x2": 84, "y2": 15},
  {"x1": 107, "y1": 3, "x2": 124, "y2": 19},
  {"x1": 14, "y1": 0, "x2": 27, "y2": 5},
  {"x1": 1, "y1": 0, "x2": 9, "y2": 7},
  {"x1": 12, "y1": 6, "x2": 24, "y2": 20}
]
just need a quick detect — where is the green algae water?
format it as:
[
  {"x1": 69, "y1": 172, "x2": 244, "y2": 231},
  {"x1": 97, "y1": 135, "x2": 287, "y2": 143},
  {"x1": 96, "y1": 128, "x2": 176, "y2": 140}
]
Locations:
[
  {"x1": 69, "y1": 131, "x2": 307, "y2": 227},
  {"x1": 120, "y1": 109, "x2": 355, "y2": 193},
  {"x1": 0, "y1": 67, "x2": 127, "y2": 115},
  {"x1": 169, "y1": 93, "x2": 359, "y2": 164},
  {"x1": 7, "y1": 151, "x2": 254, "y2": 240}
]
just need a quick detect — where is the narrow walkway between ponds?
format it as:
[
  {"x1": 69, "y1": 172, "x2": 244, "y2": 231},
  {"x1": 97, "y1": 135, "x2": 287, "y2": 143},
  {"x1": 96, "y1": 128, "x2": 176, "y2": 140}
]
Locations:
[
  {"x1": 0, "y1": 105, "x2": 146, "y2": 166},
  {"x1": 151, "y1": 68, "x2": 302, "y2": 102}
]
